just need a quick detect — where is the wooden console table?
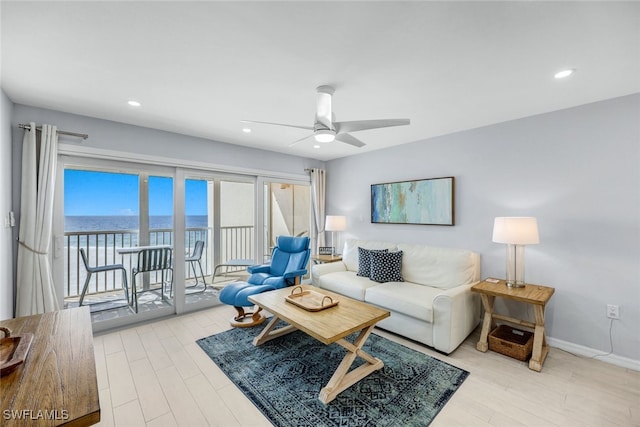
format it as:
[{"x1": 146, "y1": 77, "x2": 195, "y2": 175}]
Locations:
[
  {"x1": 471, "y1": 279, "x2": 555, "y2": 372},
  {"x1": 0, "y1": 307, "x2": 100, "y2": 426}
]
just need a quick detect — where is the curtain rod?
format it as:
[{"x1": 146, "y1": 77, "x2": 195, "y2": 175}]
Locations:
[{"x1": 18, "y1": 123, "x2": 88, "y2": 140}]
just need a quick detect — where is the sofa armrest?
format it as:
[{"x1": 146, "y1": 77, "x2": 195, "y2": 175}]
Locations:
[
  {"x1": 311, "y1": 261, "x2": 347, "y2": 286},
  {"x1": 431, "y1": 281, "x2": 481, "y2": 354}
]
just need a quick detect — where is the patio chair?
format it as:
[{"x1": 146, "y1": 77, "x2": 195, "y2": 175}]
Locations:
[
  {"x1": 79, "y1": 248, "x2": 130, "y2": 311},
  {"x1": 185, "y1": 240, "x2": 206, "y2": 293},
  {"x1": 219, "y1": 235, "x2": 310, "y2": 327},
  {"x1": 131, "y1": 247, "x2": 173, "y2": 313}
]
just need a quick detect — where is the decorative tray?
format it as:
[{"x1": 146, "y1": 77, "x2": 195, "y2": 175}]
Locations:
[
  {"x1": 285, "y1": 286, "x2": 339, "y2": 311},
  {"x1": 1, "y1": 327, "x2": 34, "y2": 377}
]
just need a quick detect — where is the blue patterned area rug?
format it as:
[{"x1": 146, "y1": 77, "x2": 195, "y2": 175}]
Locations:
[{"x1": 197, "y1": 326, "x2": 469, "y2": 427}]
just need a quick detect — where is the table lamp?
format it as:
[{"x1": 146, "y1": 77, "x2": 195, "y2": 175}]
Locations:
[
  {"x1": 492, "y1": 217, "x2": 539, "y2": 288},
  {"x1": 325, "y1": 215, "x2": 346, "y2": 256}
]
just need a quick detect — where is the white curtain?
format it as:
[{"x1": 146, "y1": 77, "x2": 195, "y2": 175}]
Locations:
[
  {"x1": 309, "y1": 168, "x2": 326, "y2": 254},
  {"x1": 16, "y1": 123, "x2": 59, "y2": 316}
]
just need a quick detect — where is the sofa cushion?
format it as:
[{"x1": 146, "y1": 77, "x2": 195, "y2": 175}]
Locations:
[
  {"x1": 315, "y1": 271, "x2": 379, "y2": 300},
  {"x1": 365, "y1": 281, "x2": 442, "y2": 323},
  {"x1": 370, "y1": 250, "x2": 404, "y2": 283},
  {"x1": 343, "y1": 239, "x2": 398, "y2": 272},
  {"x1": 356, "y1": 247, "x2": 388, "y2": 277},
  {"x1": 397, "y1": 243, "x2": 479, "y2": 289}
]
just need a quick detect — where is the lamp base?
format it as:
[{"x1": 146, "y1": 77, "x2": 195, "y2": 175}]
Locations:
[
  {"x1": 505, "y1": 244, "x2": 527, "y2": 289},
  {"x1": 506, "y1": 281, "x2": 526, "y2": 289}
]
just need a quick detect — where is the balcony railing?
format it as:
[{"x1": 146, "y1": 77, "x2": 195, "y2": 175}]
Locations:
[{"x1": 64, "y1": 226, "x2": 254, "y2": 298}]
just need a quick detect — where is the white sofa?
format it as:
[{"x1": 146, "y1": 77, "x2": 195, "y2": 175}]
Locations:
[{"x1": 311, "y1": 239, "x2": 481, "y2": 354}]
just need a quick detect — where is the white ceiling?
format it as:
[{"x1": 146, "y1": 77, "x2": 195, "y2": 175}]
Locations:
[{"x1": 1, "y1": 1, "x2": 639, "y2": 161}]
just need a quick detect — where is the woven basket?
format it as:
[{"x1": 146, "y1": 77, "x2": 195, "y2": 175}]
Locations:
[{"x1": 488, "y1": 325, "x2": 533, "y2": 361}]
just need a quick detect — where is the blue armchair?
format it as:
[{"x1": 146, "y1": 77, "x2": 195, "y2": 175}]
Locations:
[{"x1": 219, "y1": 235, "x2": 310, "y2": 327}]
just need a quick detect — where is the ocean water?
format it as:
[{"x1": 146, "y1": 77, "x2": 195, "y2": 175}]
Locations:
[{"x1": 65, "y1": 215, "x2": 208, "y2": 231}]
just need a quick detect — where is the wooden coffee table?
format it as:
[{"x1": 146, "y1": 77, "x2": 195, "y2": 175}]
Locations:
[{"x1": 248, "y1": 285, "x2": 390, "y2": 404}]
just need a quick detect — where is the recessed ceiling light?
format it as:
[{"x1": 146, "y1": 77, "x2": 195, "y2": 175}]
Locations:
[
  {"x1": 554, "y1": 69, "x2": 575, "y2": 79},
  {"x1": 313, "y1": 145, "x2": 320, "y2": 149},
  {"x1": 242, "y1": 128, "x2": 251, "y2": 133},
  {"x1": 128, "y1": 100, "x2": 141, "y2": 107}
]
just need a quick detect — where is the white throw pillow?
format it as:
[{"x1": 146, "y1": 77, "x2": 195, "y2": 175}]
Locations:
[{"x1": 397, "y1": 243, "x2": 479, "y2": 288}]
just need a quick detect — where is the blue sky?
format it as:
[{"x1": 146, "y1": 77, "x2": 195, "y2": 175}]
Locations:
[{"x1": 64, "y1": 170, "x2": 207, "y2": 216}]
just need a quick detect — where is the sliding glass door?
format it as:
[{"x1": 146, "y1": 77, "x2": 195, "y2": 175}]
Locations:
[
  {"x1": 55, "y1": 156, "x2": 310, "y2": 327},
  {"x1": 182, "y1": 174, "x2": 255, "y2": 312}
]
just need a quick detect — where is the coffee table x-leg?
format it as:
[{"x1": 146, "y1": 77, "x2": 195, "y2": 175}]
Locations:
[
  {"x1": 253, "y1": 314, "x2": 384, "y2": 404},
  {"x1": 319, "y1": 323, "x2": 383, "y2": 404}
]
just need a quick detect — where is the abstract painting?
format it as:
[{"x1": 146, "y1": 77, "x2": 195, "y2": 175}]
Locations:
[{"x1": 371, "y1": 176, "x2": 454, "y2": 225}]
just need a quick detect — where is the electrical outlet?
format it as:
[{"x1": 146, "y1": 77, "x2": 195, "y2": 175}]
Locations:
[{"x1": 607, "y1": 304, "x2": 620, "y2": 319}]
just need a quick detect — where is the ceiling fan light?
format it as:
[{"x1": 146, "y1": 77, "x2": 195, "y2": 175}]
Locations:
[{"x1": 314, "y1": 129, "x2": 335, "y2": 143}]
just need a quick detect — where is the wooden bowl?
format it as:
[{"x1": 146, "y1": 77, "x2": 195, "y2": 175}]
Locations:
[{"x1": 0, "y1": 327, "x2": 34, "y2": 377}]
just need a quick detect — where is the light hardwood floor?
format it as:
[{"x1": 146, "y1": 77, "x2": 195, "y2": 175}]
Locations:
[{"x1": 93, "y1": 305, "x2": 640, "y2": 427}]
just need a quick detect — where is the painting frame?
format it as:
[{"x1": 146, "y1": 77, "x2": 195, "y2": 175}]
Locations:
[{"x1": 371, "y1": 176, "x2": 455, "y2": 226}]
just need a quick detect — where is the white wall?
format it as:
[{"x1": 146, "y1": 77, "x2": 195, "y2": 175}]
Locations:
[
  {"x1": 0, "y1": 89, "x2": 14, "y2": 319},
  {"x1": 326, "y1": 94, "x2": 640, "y2": 364}
]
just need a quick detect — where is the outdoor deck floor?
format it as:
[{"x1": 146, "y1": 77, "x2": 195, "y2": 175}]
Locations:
[{"x1": 65, "y1": 272, "x2": 248, "y2": 322}]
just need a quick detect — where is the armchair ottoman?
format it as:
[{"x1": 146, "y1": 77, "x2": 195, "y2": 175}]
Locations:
[{"x1": 219, "y1": 235, "x2": 310, "y2": 327}]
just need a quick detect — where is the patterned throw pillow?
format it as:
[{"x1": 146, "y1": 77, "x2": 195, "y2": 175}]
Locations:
[
  {"x1": 357, "y1": 247, "x2": 388, "y2": 277},
  {"x1": 370, "y1": 250, "x2": 404, "y2": 283}
]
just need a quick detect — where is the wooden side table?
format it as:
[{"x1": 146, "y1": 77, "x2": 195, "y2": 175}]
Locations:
[
  {"x1": 312, "y1": 255, "x2": 343, "y2": 264},
  {"x1": 471, "y1": 279, "x2": 555, "y2": 372}
]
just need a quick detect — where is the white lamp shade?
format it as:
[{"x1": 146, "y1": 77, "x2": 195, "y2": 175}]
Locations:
[
  {"x1": 492, "y1": 217, "x2": 540, "y2": 245},
  {"x1": 325, "y1": 215, "x2": 346, "y2": 231}
]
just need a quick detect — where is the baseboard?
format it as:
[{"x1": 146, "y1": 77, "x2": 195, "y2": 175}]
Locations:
[{"x1": 547, "y1": 336, "x2": 640, "y2": 371}]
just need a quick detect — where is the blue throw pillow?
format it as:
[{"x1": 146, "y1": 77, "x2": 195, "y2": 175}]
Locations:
[
  {"x1": 357, "y1": 247, "x2": 388, "y2": 277},
  {"x1": 370, "y1": 250, "x2": 404, "y2": 283}
]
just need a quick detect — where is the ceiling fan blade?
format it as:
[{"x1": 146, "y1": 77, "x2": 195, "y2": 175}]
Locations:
[
  {"x1": 288, "y1": 133, "x2": 315, "y2": 147},
  {"x1": 335, "y1": 133, "x2": 366, "y2": 148},
  {"x1": 241, "y1": 120, "x2": 314, "y2": 131},
  {"x1": 334, "y1": 118, "x2": 410, "y2": 134},
  {"x1": 315, "y1": 85, "x2": 334, "y2": 130}
]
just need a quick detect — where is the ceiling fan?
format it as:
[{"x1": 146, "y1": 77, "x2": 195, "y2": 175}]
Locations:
[{"x1": 242, "y1": 85, "x2": 410, "y2": 148}]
